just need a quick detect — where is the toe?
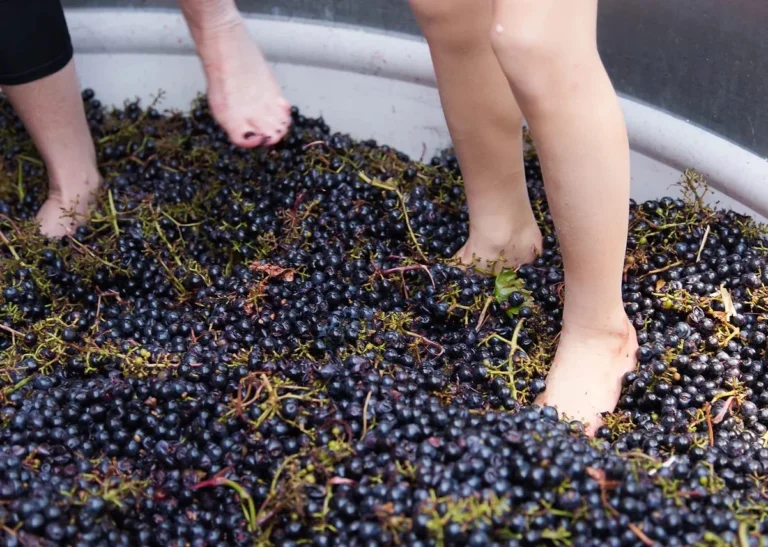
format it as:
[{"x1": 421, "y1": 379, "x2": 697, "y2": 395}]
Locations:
[
  {"x1": 218, "y1": 98, "x2": 292, "y2": 149},
  {"x1": 229, "y1": 126, "x2": 266, "y2": 149},
  {"x1": 36, "y1": 210, "x2": 71, "y2": 239},
  {"x1": 277, "y1": 97, "x2": 292, "y2": 115},
  {"x1": 583, "y1": 416, "x2": 602, "y2": 437},
  {"x1": 215, "y1": 108, "x2": 264, "y2": 148},
  {"x1": 264, "y1": 126, "x2": 289, "y2": 146},
  {"x1": 279, "y1": 106, "x2": 293, "y2": 129},
  {"x1": 248, "y1": 117, "x2": 287, "y2": 147},
  {"x1": 242, "y1": 130, "x2": 267, "y2": 148},
  {"x1": 267, "y1": 100, "x2": 293, "y2": 134},
  {"x1": 38, "y1": 222, "x2": 66, "y2": 239}
]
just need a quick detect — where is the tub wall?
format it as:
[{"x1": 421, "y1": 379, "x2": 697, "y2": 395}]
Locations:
[
  {"x1": 62, "y1": 9, "x2": 768, "y2": 223},
  {"x1": 63, "y1": 0, "x2": 768, "y2": 161}
]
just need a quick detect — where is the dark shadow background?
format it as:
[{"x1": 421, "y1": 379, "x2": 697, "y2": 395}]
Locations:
[{"x1": 63, "y1": 0, "x2": 768, "y2": 159}]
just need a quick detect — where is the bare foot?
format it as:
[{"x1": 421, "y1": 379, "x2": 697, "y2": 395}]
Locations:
[
  {"x1": 192, "y1": 18, "x2": 291, "y2": 148},
  {"x1": 535, "y1": 315, "x2": 638, "y2": 436},
  {"x1": 36, "y1": 168, "x2": 101, "y2": 238},
  {"x1": 455, "y1": 221, "x2": 543, "y2": 274}
]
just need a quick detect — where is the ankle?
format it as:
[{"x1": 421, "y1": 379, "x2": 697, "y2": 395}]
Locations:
[
  {"x1": 186, "y1": 7, "x2": 243, "y2": 42},
  {"x1": 561, "y1": 311, "x2": 635, "y2": 342},
  {"x1": 468, "y1": 214, "x2": 541, "y2": 248},
  {"x1": 46, "y1": 164, "x2": 101, "y2": 197}
]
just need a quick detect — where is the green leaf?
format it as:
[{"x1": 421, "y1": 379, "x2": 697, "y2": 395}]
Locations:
[{"x1": 494, "y1": 269, "x2": 533, "y2": 319}]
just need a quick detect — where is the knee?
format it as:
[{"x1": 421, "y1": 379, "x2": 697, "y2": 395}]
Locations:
[
  {"x1": 490, "y1": 19, "x2": 555, "y2": 78},
  {"x1": 409, "y1": 0, "x2": 462, "y2": 24},
  {"x1": 489, "y1": 16, "x2": 591, "y2": 100},
  {"x1": 410, "y1": 0, "x2": 487, "y2": 46}
]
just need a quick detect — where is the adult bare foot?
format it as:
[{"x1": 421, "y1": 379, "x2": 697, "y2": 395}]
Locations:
[
  {"x1": 454, "y1": 220, "x2": 543, "y2": 274},
  {"x1": 36, "y1": 166, "x2": 101, "y2": 238},
  {"x1": 535, "y1": 315, "x2": 638, "y2": 436},
  {"x1": 191, "y1": 17, "x2": 291, "y2": 148}
]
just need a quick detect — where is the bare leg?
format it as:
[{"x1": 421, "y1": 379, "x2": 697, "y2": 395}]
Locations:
[
  {"x1": 490, "y1": 0, "x2": 637, "y2": 434},
  {"x1": 409, "y1": 0, "x2": 542, "y2": 273},
  {"x1": 179, "y1": 0, "x2": 291, "y2": 148},
  {"x1": 2, "y1": 59, "x2": 100, "y2": 238}
]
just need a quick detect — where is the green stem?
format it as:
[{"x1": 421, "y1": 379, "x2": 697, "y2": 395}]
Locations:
[
  {"x1": 154, "y1": 221, "x2": 182, "y2": 266},
  {"x1": 221, "y1": 479, "x2": 257, "y2": 532},
  {"x1": 103, "y1": 492, "x2": 125, "y2": 509},
  {"x1": 107, "y1": 190, "x2": 120, "y2": 237},
  {"x1": 153, "y1": 254, "x2": 185, "y2": 294},
  {"x1": 68, "y1": 238, "x2": 124, "y2": 271},
  {"x1": 17, "y1": 155, "x2": 42, "y2": 166},
  {"x1": 507, "y1": 319, "x2": 525, "y2": 401},
  {"x1": 3, "y1": 375, "x2": 33, "y2": 395},
  {"x1": 161, "y1": 211, "x2": 202, "y2": 228},
  {"x1": 16, "y1": 160, "x2": 24, "y2": 202},
  {"x1": 0, "y1": 230, "x2": 20, "y2": 261},
  {"x1": 359, "y1": 171, "x2": 428, "y2": 262},
  {"x1": 737, "y1": 521, "x2": 749, "y2": 547}
]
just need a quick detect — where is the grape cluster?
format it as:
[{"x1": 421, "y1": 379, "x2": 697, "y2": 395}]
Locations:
[{"x1": 0, "y1": 90, "x2": 765, "y2": 546}]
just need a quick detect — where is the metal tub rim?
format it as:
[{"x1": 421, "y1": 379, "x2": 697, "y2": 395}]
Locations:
[{"x1": 66, "y1": 8, "x2": 768, "y2": 218}]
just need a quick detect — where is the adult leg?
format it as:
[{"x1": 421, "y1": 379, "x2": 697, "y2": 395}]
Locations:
[
  {"x1": 179, "y1": 0, "x2": 291, "y2": 148},
  {"x1": 409, "y1": 0, "x2": 542, "y2": 273},
  {"x1": 0, "y1": 0, "x2": 100, "y2": 238},
  {"x1": 490, "y1": 0, "x2": 637, "y2": 433}
]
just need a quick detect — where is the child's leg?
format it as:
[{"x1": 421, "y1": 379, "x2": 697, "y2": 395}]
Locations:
[
  {"x1": 0, "y1": 0, "x2": 100, "y2": 238},
  {"x1": 409, "y1": 0, "x2": 541, "y2": 272},
  {"x1": 489, "y1": 0, "x2": 637, "y2": 433},
  {"x1": 179, "y1": 0, "x2": 291, "y2": 148}
]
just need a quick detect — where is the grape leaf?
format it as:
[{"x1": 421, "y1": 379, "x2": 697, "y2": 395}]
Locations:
[{"x1": 494, "y1": 269, "x2": 533, "y2": 319}]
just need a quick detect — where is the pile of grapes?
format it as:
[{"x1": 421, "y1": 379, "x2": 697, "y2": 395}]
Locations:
[{"x1": 0, "y1": 90, "x2": 766, "y2": 546}]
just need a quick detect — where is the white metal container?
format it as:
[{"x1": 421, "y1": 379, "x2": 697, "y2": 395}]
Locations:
[{"x1": 67, "y1": 9, "x2": 768, "y2": 222}]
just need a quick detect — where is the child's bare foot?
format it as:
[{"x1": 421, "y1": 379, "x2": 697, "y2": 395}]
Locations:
[
  {"x1": 535, "y1": 315, "x2": 638, "y2": 436},
  {"x1": 36, "y1": 166, "x2": 101, "y2": 238},
  {"x1": 192, "y1": 18, "x2": 291, "y2": 148},
  {"x1": 1, "y1": 58, "x2": 101, "y2": 238},
  {"x1": 455, "y1": 220, "x2": 542, "y2": 274}
]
